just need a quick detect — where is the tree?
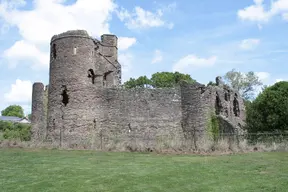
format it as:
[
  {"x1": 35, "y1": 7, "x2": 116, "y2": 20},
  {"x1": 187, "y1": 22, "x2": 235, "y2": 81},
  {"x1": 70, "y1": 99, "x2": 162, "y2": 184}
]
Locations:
[
  {"x1": 207, "y1": 81, "x2": 217, "y2": 86},
  {"x1": 1, "y1": 105, "x2": 25, "y2": 118},
  {"x1": 136, "y1": 76, "x2": 152, "y2": 88},
  {"x1": 245, "y1": 81, "x2": 288, "y2": 133},
  {"x1": 123, "y1": 72, "x2": 196, "y2": 89},
  {"x1": 223, "y1": 69, "x2": 263, "y2": 100}
]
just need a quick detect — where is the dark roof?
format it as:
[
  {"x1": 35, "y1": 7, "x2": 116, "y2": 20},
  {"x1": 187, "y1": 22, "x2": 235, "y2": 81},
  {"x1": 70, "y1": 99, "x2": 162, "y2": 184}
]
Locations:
[{"x1": 0, "y1": 116, "x2": 24, "y2": 122}]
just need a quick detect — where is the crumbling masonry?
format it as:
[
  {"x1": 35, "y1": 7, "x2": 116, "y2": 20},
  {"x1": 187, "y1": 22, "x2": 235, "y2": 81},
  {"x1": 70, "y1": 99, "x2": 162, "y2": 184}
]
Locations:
[{"x1": 31, "y1": 30, "x2": 246, "y2": 149}]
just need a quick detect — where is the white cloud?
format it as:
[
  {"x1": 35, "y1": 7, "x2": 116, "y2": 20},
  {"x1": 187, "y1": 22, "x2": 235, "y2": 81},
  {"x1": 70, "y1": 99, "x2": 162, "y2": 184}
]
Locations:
[
  {"x1": 283, "y1": 12, "x2": 288, "y2": 19},
  {"x1": 255, "y1": 72, "x2": 270, "y2": 81},
  {"x1": 173, "y1": 55, "x2": 217, "y2": 73},
  {"x1": 151, "y1": 49, "x2": 163, "y2": 64},
  {"x1": 116, "y1": 4, "x2": 174, "y2": 30},
  {"x1": 238, "y1": 0, "x2": 288, "y2": 24},
  {"x1": 118, "y1": 37, "x2": 137, "y2": 51},
  {"x1": 239, "y1": 39, "x2": 260, "y2": 50},
  {"x1": 118, "y1": 53, "x2": 133, "y2": 82},
  {"x1": 4, "y1": 79, "x2": 32, "y2": 103},
  {"x1": 119, "y1": 53, "x2": 133, "y2": 73},
  {"x1": 276, "y1": 78, "x2": 288, "y2": 83},
  {"x1": 3, "y1": 40, "x2": 49, "y2": 69},
  {"x1": 0, "y1": 0, "x2": 117, "y2": 69}
]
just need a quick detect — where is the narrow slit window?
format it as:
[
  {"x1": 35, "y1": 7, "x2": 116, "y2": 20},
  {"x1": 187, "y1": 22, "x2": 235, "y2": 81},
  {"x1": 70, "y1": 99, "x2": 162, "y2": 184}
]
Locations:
[
  {"x1": 52, "y1": 44, "x2": 57, "y2": 59},
  {"x1": 61, "y1": 85, "x2": 69, "y2": 106},
  {"x1": 73, "y1": 47, "x2": 77, "y2": 55},
  {"x1": 88, "y1": 69, "x2": 96, "y2": 84}
]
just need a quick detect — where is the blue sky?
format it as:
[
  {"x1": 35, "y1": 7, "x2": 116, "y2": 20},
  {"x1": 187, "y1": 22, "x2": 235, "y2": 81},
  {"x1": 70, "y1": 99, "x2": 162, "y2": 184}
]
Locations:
[{"x1": 0, "y1": 0, "x2": 288, "y2": 115}]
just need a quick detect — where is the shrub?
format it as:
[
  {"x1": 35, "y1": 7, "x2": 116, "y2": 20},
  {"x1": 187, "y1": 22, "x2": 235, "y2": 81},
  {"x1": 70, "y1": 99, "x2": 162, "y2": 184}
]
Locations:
[
  {"x1": 0, "y1": 120, "x2": 14, "y2": 131},
  {"x1": 0, "y1": 121, "x2": 31, "y2": 141}
]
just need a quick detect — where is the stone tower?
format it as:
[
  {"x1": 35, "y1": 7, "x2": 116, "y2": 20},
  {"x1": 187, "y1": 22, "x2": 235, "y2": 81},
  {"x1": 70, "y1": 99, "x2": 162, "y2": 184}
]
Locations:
[
  {"x1": 31, "y1": 82, "x2": 45, "y2": 141},
  {"x1": 45, "y1": 30, "x2": 121, "y2": 145}
]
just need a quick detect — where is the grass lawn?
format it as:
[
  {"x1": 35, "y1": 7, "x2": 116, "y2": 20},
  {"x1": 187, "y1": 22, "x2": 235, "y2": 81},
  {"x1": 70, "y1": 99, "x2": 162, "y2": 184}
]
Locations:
[{"x1": 0, "y1": 149, "x2": 287, "y2": 192}]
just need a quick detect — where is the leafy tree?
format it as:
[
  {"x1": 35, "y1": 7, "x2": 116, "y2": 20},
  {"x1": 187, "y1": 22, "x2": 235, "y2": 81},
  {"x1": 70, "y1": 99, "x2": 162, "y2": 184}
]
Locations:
[
  {"x1": 1, "y1": 105, "x2": 25, "y2": 118},
  {"x1": 207, "y1": 81, "x2": 217, "y2": 86},
  {"x1": 136, "y1": 76, "x2": 152, "y2": 88},
  {"x1": 123, "y1": 78, "x2": 137, "y2": 89},
  {"x1": 223, "y1": 69, "x2": 263, "y2": 100},
  {"x1": 124, "y1": 76, "x2": 152, "y2": 89},
  {"x1": 124, "y1": 72, "x2": 196, "y2": 89},
  {"x1": 28, "y1": 114, "x2": 31, "y2": 121},
  {"x1": 245, "y1": 81, "x2": 288, "y2": 133}
]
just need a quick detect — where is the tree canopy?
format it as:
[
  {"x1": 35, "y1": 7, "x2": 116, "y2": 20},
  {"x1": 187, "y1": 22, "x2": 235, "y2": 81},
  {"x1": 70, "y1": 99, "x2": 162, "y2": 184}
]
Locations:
[
  {"x1": 223, "y1": 69, "x2": 263, "y2": 100},
  {"x1": 123, "y1": 72, "x2": 196, "y2": 89},
  {"x1": 1, "y1": 105, "x2": 25, "y2": 118},
  {"x1": 245, "y1": 81, "x2": 288, "y2": 133}
]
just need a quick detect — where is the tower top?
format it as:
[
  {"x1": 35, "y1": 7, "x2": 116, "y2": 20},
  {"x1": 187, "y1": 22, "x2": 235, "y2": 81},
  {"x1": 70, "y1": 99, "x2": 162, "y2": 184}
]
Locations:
[
  {"x1": 51, "y1": 30, "x2": 91, "y2": 43},
  {"x1": 50, "y1": 30, "x2": 117, "y2": 44}
]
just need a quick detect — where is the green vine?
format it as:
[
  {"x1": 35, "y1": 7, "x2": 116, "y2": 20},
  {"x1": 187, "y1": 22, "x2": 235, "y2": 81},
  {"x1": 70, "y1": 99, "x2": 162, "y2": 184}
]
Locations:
[{"x1": 206, "y1": 111, "x2": 220, "y2": 141}]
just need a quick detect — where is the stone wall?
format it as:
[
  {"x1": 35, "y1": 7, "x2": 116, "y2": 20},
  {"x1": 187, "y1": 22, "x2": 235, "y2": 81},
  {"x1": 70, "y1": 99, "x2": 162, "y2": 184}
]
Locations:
[{"x1": 45, "y1": 86, "x2": 183, "y2": 148}]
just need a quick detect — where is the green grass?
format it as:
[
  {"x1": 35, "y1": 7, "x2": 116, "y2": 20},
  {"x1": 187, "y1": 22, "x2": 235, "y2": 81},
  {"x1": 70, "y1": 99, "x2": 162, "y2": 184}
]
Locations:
[{"x1": 0, "y1": 149, "x2": 288, "y2": 192}]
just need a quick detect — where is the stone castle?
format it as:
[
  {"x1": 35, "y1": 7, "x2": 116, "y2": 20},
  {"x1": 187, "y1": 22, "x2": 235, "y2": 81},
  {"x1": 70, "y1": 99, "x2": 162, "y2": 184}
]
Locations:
[{"x1": 31, "y1": 30, "x2": 246, "y2": 149}]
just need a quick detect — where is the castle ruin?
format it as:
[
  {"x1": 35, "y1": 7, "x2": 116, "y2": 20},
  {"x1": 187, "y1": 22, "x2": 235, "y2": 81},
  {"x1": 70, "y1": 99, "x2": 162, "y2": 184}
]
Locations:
[{"x1": 31, "y1": 30, "x2": 246, "y2": 150}]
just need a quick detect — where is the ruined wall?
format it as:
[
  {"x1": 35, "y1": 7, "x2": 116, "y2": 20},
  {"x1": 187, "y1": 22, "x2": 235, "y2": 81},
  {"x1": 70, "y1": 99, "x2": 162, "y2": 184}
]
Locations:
[
  {"x1": 205, "y1": 77, "x2": 246, "y2": 135},
  {"x1": 91, "y1": 35, "x2": 121, "y2": 87},
  {"x1": 45, "y1": 85, "x2": 183, "y2": 148},
  {"x1": 97, "y1": 88, "x2": 183, "y2": 147},
  {"x1": 180, "y1": 79, "x2": 246, "y2": 148},
  {"x1": 43, "y1": 80, "x2": 246, "y2": 149}
]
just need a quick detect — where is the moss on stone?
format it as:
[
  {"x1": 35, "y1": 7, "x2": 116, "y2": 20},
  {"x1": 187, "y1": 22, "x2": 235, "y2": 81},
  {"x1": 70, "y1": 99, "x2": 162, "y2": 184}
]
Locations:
[{"x1": 206, "y1": 111, "x2": 220, "y2": 141}]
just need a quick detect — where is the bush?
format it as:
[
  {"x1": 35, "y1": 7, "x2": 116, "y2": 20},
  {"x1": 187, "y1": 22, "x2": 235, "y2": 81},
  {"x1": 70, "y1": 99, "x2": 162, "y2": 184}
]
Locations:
[
  {"x1": 0, "y1": 121, "x2": 14, "y2": 131},
  {"x1": 0, "y1": 121, "x2": 31, "y2": 141},
  {"x1": 246, "y1": 81, "x2": 288, "y2": 133}
]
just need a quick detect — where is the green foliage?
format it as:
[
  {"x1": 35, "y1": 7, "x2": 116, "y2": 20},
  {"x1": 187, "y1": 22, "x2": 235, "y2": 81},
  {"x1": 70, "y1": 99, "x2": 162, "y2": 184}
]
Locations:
[
  {"x1": 0, "y1": 120, "x2": 14, "y2": 131},
  {"x1": 123, "y1": 76, "x2": 152, "y2": 89},
  {"x1": 123, "y1": 72, "x2": 196, "y2": 89},
  {"x1": 207, "y1": 81, "x2": 217, "y2": 86},
  {"x1": 206, "y1": 112, "x2": 220, "y2": 141},
  {"x1": 0, "y1": 121, "x2": 31, "y2": 141},
  {"x1": 223, "y1": 69, "x2": 263, "y2": 100},
  {"x1": 1, "y1": 105, "x2": 25, "y2": 118},
  {"x1": 28, "y1": 114, "x2": 32, "y2": 121},
  {"x1": 246, "y1": 81, "x2": 288, "y2": 133}
]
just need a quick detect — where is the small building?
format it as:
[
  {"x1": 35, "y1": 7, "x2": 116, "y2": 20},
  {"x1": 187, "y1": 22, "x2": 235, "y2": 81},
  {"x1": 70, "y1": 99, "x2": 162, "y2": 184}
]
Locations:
[{"x1": 0, "y1": 116, "x2": 31, "y2": 124}]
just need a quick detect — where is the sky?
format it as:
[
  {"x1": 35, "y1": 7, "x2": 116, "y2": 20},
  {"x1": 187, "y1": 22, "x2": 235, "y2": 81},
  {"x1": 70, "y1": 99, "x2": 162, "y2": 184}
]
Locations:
[{"x1": 0, "y1": 0, "x2": 288, "y2": 115}]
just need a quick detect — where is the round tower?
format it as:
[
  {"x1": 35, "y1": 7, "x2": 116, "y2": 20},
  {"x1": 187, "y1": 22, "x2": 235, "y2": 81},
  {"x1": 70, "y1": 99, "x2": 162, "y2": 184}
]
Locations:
[
  {"x1": 31, "y1": 82, "x2": 45, "y2": 141},
  {"x1": 46, "y1": 30, "x2": 97, "y2": 145}
]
